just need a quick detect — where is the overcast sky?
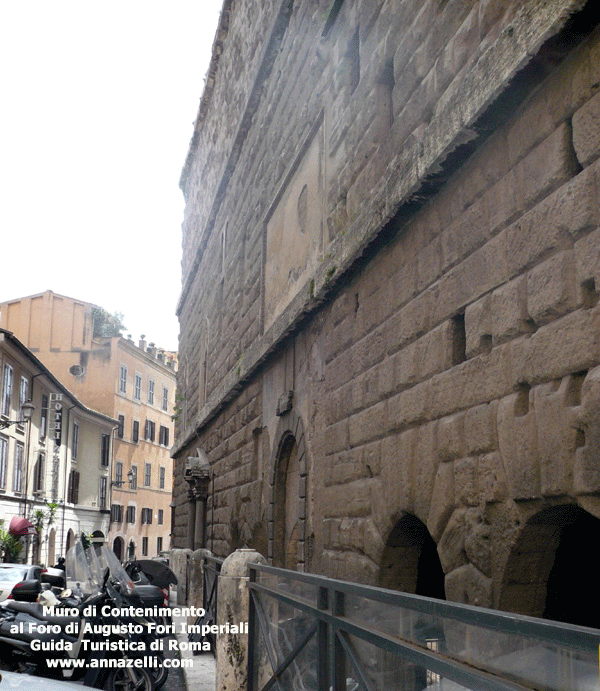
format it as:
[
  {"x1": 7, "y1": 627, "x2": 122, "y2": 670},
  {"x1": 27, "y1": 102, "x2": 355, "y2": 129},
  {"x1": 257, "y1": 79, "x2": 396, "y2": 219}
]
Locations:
[{"x1": 0, "y1": 1, "x2": 222, "y2": 352}]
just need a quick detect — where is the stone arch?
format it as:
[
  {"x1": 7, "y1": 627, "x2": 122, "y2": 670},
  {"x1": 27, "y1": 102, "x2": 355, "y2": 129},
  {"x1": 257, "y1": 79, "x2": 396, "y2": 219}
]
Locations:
[
  {"x1": 378, "y1": 513, "x2": 446, "y2": 600},
  {"x1": 268, "y1": 410, "x2": 308, "y2": 570},
  {"x1": 113, "y1": 536, "x2": 125, "y2": 561},
  {"x1": 499, "y1": 504, "x2": 600, "y2": 627}
]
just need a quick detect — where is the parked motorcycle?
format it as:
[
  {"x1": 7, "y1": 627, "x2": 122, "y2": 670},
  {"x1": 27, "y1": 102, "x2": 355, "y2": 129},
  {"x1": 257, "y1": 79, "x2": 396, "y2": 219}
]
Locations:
[{"x1": 0, "y1": 538, "x2": 155, "y2": 691}]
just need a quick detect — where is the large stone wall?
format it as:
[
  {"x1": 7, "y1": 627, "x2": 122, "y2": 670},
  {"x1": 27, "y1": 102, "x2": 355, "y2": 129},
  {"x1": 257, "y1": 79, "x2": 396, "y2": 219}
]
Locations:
[{"x1": 175, "y1": 0, "x2": 600, "y2": 622}]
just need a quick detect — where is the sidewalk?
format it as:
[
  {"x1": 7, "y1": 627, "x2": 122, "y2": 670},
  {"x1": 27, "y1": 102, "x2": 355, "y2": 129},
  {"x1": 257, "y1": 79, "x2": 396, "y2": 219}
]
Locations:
[{"x1": 169, "y1": 591, "x2": 216, "y2": 691}]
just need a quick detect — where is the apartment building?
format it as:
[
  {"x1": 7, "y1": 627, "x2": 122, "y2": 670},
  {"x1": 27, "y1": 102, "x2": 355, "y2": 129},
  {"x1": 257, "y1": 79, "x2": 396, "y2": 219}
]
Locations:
[
  {"x1": 0, "y1": 291, "x2": 176, "y2": 559},
  {"x1": 1, "y1": 327, "x2": 116, "y2": 564}
]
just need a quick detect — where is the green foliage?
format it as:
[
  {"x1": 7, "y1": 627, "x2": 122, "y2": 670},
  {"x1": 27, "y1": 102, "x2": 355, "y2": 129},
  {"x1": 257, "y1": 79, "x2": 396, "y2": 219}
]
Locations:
[
  {"x1": 92, "y1": 307, "x2": 127, "y2": 337},
  {"x1": 0, "y1": 527, "x2": 23, "y2": 563}
]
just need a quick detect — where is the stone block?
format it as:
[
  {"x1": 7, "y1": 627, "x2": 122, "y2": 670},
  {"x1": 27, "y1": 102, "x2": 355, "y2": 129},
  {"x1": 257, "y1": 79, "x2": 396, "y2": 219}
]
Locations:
[
  {"x1": 413, "y1": 422, "x2": 439, "y2": 523},
  {"x1": 465, "y1": 294, "x2": 492, "y2": 358},
  {"x1": 322, "y1": 478, "x2": 373, "y2": 518},
  {"x1": 523, "y1": 308, "x2": 600, "y2": 384},
  {"x1": 393, "y1": 341, "x2": 420, "y2": 390},
  {"x1": 518, "y1": 123, "x2": 580, "y2": 209},
  {"x1": 574, "y1": 366, "x2": 600, "y2": 494},
  {"x1": 574, "y1": 226, "x2": 600, "y2": 304},
  {"x1": 464, "y1": 508, "x2": 491, "y2": 576},
  {"x1": 573, "y1": 90, "x2": 600, "y2": 168},
  {"x1": 445, "y1": 563, "x2": 493, "y2": 607},
  {"x1": 464, "y1": 402, "x2": 497, "y2": 455},
  {"x1": 378, "y1": 431, "x2": 416, "y2": 522},
  {"x1": 454, "y1": 457, "x2": 478, "y2": 507},
  {"x1": 478, "y1": 452, "x2": 508, "y2": 504},
  {"x1": 388, "y1": 381, "x2": 430, "y2": 430},
  {"x1": 497, "y1": 392, "x2": 540, "y2": 501},
  {"x1": 491, "y1": 275, "x2": 530, "y2": 344},
  {"x1": 349, "y1": 400, "x2": 388, "y2": 447},
  {"x1": 438, "y1": 509, "x2": 468, "y2": 575},
  {"x1": 428, "y1": 461, "x2": 455, "y2": 541},
  {"x1": 534, "y1": 379, "x2": 579, "y2": 497},
  {"x1": 436, "y1": 413, "x2": 465, "y2": 462},
  {"x1": 526, "y1": 250, "x2": 576, "y2": 327}
]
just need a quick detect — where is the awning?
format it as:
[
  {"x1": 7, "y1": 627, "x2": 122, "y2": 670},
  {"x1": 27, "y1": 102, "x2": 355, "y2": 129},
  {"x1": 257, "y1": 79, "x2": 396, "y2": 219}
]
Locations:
[{"x1": 8, "y1": 516, "x2": 36, "y2": 536}]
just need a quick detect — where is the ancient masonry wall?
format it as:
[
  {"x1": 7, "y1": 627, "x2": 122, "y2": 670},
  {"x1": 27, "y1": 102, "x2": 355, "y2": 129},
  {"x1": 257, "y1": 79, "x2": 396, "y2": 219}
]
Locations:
[{"x1": 174, "y1": 0, "x2": 600, "y2": 614}]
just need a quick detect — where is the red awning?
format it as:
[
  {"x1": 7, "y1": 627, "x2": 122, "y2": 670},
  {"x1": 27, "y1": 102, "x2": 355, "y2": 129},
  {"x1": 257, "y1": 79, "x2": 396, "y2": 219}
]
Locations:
[{"x1": 8, "y1": 516, "x2": 36, "y2": 536}]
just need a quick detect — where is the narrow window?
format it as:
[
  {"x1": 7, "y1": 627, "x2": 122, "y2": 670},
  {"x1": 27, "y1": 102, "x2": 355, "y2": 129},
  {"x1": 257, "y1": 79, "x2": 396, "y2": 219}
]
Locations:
[
  {"x1": 159, "y1": 466, "x2": 165, "y2": 489},
  {"x1": 13, "y1": 442, "x2": 24, "y2": 493},
  {"x1": 2, "y1": 364, "x2": 13, "y2": 417},
  {"x1": 115, "y1": 461, "x2": 123, "y2": 486},
  {"x1": 33, "y1": 453, "x2": 45, "y2": 493},
  {"x1": 117, "y1": 415, "x2": 125, "y2": 439},
  {"x1": 72, "y1": 421, "x2": 79, "y2": 459},
  {"x1": 132, "y1": 420, "x2": 139, "y2": 443},
  {"x1": 40, "y1": 393, "x2": 48, "y2": 440},
  {"x1": 0, "y1": 436, "x2": 8, "y2": 490},
  {"x1": 134, "y1": 374, "x2": 142, "y2": 401},
  {"x1": 162, "y1": 387, "x2": 169, "y2": 412},
  {"x1": 158, "y1": 509, "x2": 164, "y2": 525},
  {"x1": 119, "y1": 365, "x2": 127, "y2": 394},
  {"x1": 101, "y1": 433, "x2": 110, "y2": 466},
  {"x1": 148, "y1": 379, "x2": 155, "y2": 405},
  {"x1": 142, "y1": 537, "x2": 148, "y2": 556},
  {"x1": 144, "y1": 463, "x2": 151, "y2": 487},
  {"x1": 130, "y1": 465, "x2": 137, "y2": 490},
  {"x1": 99, "y1": 477, "x2": 108, "y2": 509}
]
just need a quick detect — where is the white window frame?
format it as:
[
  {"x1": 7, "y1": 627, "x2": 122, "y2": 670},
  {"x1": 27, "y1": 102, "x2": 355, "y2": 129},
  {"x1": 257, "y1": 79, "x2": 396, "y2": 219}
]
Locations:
[
  {"x1": 2, "y1": 363, "x2": 13, "y2": 417},
  {"x1": 148, "y1": 379, "x2": 155, "y2": 405},
  {"x1": 119, "y1": 365, "x2": 127, "y2": 394},
  {"x1": 0, "y1": 436, "x2": 8, "y2": 490},
  {"x1": 13, "y1": 441, "x2": 24, "y2": 493}
]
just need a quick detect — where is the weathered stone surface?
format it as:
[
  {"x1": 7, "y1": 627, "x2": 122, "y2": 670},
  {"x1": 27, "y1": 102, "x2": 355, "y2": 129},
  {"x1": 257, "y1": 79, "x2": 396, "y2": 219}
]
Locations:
[
  {"x1": 445, "y1": 563, "x2": 493, "y2": 607},
  {"x1": 438, "y1": 509, "x2": 468, "y2": 575},
  {"x1": 172, "y1": 0, "x2": 600, "y2": 623},
  {"x1": 526, "y1": 251, "x2": 577, "y2": 327},
  {"x1": 497, "y1": 393, "x2": 540, "y2": 501},
  {"x1": 427, "y1": 461, "x2": 455, "y2": 541},
  {"x1": 574, "y1": 366, "x2": 600, "y2": 494},
  {"x1": 573, "y1": 89, "x2": 600, "y2": 167}
]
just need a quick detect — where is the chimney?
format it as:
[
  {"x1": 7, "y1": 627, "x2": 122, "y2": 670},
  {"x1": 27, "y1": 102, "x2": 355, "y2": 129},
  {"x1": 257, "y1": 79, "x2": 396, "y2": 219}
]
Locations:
[{"x1": 139, "y1": 334, "x2": 147, "y2": 351}]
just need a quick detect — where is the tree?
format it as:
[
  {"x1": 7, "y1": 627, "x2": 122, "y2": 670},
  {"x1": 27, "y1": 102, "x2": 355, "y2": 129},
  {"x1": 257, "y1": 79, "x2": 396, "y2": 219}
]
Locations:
[{"x1": 92, "y1": 307, "x2": 127, "y2": 337}]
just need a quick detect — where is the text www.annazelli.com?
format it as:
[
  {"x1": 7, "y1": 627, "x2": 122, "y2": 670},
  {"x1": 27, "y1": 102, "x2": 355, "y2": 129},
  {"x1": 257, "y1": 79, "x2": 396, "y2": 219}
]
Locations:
[{"x1": 45, "y1": 657, "x2": 192, "y2": 669}]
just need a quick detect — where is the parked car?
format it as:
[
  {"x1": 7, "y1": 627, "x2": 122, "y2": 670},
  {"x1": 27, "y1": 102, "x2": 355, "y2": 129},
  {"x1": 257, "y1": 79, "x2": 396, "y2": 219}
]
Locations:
[
  {"x1": 0, "y1": 669, "x2": 93, "y2": 688},
  {"x1": 0, "y1": 564, "x2": 43, "y2": 602}
]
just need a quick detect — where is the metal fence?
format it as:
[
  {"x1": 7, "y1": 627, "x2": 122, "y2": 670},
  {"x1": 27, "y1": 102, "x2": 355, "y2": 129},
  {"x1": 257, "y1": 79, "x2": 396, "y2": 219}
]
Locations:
[
  {"x1": 248, "y1": 563, "x2": 600, "y2": 691},
  {"x1": 187, "y1": 554, "x2": 224, "y2": 655}
]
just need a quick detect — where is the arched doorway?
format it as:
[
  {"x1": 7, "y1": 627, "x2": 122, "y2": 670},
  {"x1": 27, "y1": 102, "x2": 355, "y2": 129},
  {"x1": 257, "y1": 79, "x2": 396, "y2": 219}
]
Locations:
[
  {"x1": 65, "y1": 529, "x2": 75, "y2": 555},
  {"x1": 268, "y1": 410, "x2": 309, "y2": 570},
  {"x1": 273, "y1": 433, "x2": 299, "y2": 570},
  {"x1": 379, "y1": 513, "x2": 446, "y2": 599},
  {"x1": 113, "y1": 536, "x2": 124, "y2": 561},
  {"x1": 500, "y1": 504, "x2": 600, "y2": 627},
  {"x1": 377, "y1": 514, "x2": 445, "y2": 690}
]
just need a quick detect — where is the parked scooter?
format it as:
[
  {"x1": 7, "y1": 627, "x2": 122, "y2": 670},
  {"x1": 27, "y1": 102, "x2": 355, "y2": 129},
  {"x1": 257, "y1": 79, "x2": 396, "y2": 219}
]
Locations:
[{"x1": 0, "y1": 538, "x2": 155, "y2": 691}]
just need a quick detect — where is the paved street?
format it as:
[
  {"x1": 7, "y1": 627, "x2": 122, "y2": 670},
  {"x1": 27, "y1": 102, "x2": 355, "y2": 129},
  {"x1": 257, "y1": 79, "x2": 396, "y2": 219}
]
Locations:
[{"x1": 160, "y1": 633, "x2": 187, "y2": 691}]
